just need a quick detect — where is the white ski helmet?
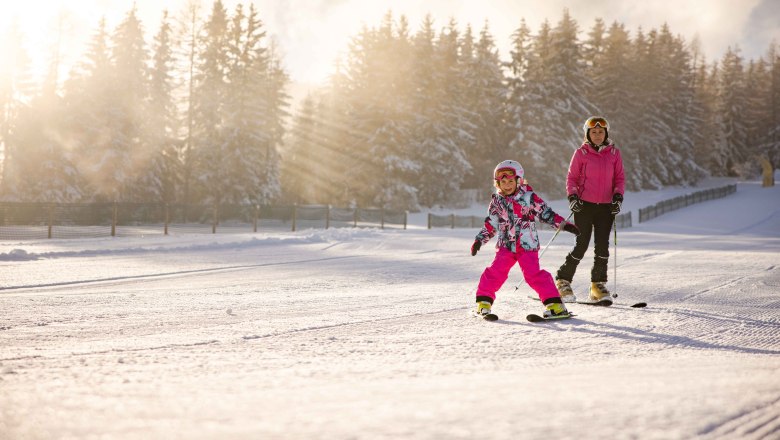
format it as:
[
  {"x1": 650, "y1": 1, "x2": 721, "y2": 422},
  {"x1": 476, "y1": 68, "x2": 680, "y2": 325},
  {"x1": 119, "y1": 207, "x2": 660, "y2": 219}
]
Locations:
[
  {"x1": 583, "y1": 116, "x2": 609, "y2": 132},
  {"x1": 583, "y1": 116, "x2": 610, "y2": 144},
  {"x1": 493, "y1": 160, "x2": 524, "y2": 181}
]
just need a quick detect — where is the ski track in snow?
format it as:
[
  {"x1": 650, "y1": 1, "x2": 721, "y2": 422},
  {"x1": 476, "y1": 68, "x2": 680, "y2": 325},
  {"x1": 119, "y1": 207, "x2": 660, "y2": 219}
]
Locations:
[
  {"x1": 698, "y1": 396, "x2": 780, "y2": 439},
  {"x1": 0, "y1": 254, "x2": 367, "y2": 292},
  {"x1": 1, "y1": 180, "x2": 779, "y2": 439}
]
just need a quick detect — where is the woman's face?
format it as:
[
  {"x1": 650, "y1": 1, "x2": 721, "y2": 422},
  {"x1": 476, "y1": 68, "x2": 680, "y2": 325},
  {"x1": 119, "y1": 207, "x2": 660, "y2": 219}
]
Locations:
[{"x1": 589, "y1": 126, "x2": 606, "y2": 145}]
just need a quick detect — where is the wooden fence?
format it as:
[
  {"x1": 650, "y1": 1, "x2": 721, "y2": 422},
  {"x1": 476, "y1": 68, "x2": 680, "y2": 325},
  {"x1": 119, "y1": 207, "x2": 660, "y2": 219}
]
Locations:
[
  {"x1": 637, "y1": 185, "x2": 736, "y2": 223},
  {"x1": 0, "y1": 202, "x2": 408, "y2": 240},
  {"x1": 428, "y1": 211, "x2": 633, "y2": 229}
]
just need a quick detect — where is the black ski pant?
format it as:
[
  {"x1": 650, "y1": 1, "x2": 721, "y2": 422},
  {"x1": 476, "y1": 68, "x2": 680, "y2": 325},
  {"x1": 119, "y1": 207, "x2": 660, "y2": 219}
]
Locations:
[{"x1": 556, "y1": 201, "x2": 614, "y2": 283}]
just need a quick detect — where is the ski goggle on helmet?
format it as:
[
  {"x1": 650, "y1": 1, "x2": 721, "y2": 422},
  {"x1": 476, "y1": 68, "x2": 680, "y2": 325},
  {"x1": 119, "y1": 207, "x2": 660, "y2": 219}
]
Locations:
[
  {"x1": 493, "y1": 160, "x2": 524, "y2": 182},
  {"x1": 583, "y1": 116, "x2": 609, "y2": 131}
]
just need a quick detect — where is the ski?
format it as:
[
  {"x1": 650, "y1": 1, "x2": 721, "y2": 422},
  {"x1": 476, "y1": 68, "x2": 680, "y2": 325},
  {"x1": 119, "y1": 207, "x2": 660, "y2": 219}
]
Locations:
[
  {"x1": 472, "y1": 311, "x2": 499, "y2": 321},
  {"x1": 526, "y1": 313, "x2": 574, "y2": 323},
  {"x1": 576, "y1": 299, "x2": 647, "y2": 308},
  {"x1": 575, "y1": 298, "x2": 614, "y2": 307},
  {"x1": 527, "y1": 294, "x2": 646, "y2": 308}
]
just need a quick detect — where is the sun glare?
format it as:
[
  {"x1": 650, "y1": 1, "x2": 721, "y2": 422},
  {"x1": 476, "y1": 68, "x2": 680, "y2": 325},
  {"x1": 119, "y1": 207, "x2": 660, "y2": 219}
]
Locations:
[{"x1": 0, "y1": 0, "x2": 774, "y2": 90}]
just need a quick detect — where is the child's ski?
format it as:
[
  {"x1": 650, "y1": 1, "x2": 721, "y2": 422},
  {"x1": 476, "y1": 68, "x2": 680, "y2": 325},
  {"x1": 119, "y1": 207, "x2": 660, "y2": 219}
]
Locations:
[
  {"x1": 526, "y1": 313, "x2": 574, "y2": 323},
  {"x1": 472, "y1": 311, "x2": 499, "y2": 321}
]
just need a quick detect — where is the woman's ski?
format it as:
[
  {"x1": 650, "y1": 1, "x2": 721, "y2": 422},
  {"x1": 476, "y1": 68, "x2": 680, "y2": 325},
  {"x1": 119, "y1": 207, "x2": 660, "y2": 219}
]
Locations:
[
  {"x1": 576, "y1": 299, "x2": 647, "y2": 308},
  {"x1": 527, "y1": 294, "x2": 646, "y2": 308}
]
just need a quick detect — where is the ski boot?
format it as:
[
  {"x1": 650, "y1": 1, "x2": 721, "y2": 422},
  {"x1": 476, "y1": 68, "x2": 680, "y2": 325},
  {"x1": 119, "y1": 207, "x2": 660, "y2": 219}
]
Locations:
[
  {"x1": 543, "y1": 302, "x2": 571, "y2": 319},
  {"x1": 476, "y1": 301, "x2": 493, "y2": 317},
  {"x1": 555, "y1": 279, "x2": 577, "y2": 303},
  {"x1": 590, "y1": 282, "x2": 613, "y2": 302}
]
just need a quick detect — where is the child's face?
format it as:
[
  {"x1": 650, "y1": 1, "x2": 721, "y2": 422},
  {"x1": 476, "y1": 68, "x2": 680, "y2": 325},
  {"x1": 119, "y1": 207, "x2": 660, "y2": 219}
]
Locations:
[{"x1": 496, "y1": 171, "x2": 518, "y2": 194}]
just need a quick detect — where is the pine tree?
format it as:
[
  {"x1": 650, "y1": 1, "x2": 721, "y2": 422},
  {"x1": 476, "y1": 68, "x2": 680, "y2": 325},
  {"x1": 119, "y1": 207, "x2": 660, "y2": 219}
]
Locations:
[
  {"x1": 0, "y1": 20, "x2": 34, "y2": 199},
  {"x1": 510, "y1": 19, "x2": 552, "y2": 181},
  {"x1": 62, "y1": 17, "x2": 114, "y2": 200},
  {"x1": 259, "y1": 40, "x2": 290, "y2": 204},
  {"x1": 110, "y1": 5, "x2": 151, "y2": 201},
  {"x1": 652, "y1": 25, "x2": 703, "y2": 185},
  {"x1": 505, "y1": 18, "x2": 532, "y2": 182},
  {"x1": 283, "y1": 94, "x2": 318, "y2": 203},
  {"x1": 690, "y1": 50, "x2": 719, "y2": 176},
  {"x1": 132, "y1": 10, "x2": 181, "y2": 204},
  {"x1": 762, "y1": 42, "x2": 780, "y2": 172},
  {"x1": 517, "y1": 10, "x2": 595, "y2": 197},
  {"x1": 12, "y1": 18, "x2": 84, "y2": 203},
  {"x1": 220, "y1": 3, "x2": 286, "y2": 205},
  {"x1": 585, "y1": 21, "x2": 634, "y2": 188},
  {"x1": 173, "y1": 0, "x2": 205, "y2": 205},
  {"x1": 6, "y1": 98, "x2": 84, "y2": 202},
  {"x1": 221, "y1": 3, "x2": 264, "y2": 205},
  {"x1": 582, "y1": 18, "x2": 606, "y2": 67},
  {"x1": 460, "y1": 22, "x2": 508, "y2": 190},
  {"x1": 341, "y1": 12, "x2": 418, "y2": 210},
  {"x1": 716, "y1": 46, "x2": 749, "y2": 176},
  {"x1": 744, "y1": 59, "x2": 771, "y2": 162},
  {"x1": 413, "y1": 18, "x2": 472, "y2": 207},
  {"x1": 191, "y1": 0, "x2": 230, "y2": 205},
  {"x1": 313, "y1": 69, "x2": 356, "y2": 205}
]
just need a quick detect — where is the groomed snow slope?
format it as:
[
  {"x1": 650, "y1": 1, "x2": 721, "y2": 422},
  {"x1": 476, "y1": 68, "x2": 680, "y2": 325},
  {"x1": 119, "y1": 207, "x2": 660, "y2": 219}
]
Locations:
[{"x1": 1, "y1": 180, "x2": 779, "y2": 439}]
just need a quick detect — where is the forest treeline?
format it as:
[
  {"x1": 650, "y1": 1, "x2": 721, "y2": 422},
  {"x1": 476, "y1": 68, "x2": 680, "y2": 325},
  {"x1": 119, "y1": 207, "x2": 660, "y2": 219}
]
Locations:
[{"x1": 1, "y1": 2, "x2": 778, "y2": 210}]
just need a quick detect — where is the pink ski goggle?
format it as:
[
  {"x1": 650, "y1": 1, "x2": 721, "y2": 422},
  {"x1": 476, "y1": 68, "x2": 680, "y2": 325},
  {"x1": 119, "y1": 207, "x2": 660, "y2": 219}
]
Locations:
[{"x1": 495, "y1": 169, "x2": 518, "y2": 182}]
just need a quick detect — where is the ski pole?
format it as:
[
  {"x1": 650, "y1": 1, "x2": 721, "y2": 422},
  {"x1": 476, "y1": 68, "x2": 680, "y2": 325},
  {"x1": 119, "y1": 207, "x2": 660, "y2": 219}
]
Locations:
[
  {"x1": 514, "y1": 212, "x2": 574, "y2": 291},
  {"x1": 613, "y1": 216, "x2": 618, "y2": 298}
]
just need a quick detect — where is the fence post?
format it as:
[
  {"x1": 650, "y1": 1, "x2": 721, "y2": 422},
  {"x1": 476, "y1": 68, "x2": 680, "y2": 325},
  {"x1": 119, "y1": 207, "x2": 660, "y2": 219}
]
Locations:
[
  {"x1": 451, "y1": 214, "x2": 455, "y2": 229},
  {"x1": 111, "y1": 202, "x2": 117, "y2": 237},
  {"x1": 253, "y1": 205, "x2": 259, "y2": 233},
  {"x1": 212, "y1": 204, "x2": 218, "y2": 234},
  {"x1": 48, "y1": 204, "x2": 54, "y2": 239},
  {"x1": 353, "y1": 208, "x2": 358, "y2": 228},
  {"x1": 326, "y1": 205, "x2": 331, "y2": 230},
  {"x1": 381, "y1": 208, "x2": 385, "y2": 229},
  {"x1": 428, "y1": 213, "x2": 432, "y2": 229},
  {"x1": 404, "y1": 211, "x2": 408, "y2": 230},
  {"x1": 292, "y1": 205, "x2": 297, "y2": 232},
  {"x1": 164, "y1": 204, "x2": 169, "y2": 235}
]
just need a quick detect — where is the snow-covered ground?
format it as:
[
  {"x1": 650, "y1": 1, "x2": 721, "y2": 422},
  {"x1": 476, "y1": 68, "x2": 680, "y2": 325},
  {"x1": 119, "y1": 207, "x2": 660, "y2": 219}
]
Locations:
[{"x1": 1, "y1": 178, "x2": 779, "y2": 439}]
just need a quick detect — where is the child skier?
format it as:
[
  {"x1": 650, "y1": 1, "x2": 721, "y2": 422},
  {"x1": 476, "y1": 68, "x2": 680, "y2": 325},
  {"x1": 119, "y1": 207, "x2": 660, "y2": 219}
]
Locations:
[{"x1": 471, "y1": 160, "x2": 580, "y2": 319}]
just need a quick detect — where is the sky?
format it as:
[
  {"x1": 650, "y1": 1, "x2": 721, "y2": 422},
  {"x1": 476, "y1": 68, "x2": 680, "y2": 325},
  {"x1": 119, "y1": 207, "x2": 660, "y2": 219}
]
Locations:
[
  {"x1": 2, "y1": 176, "x2": 779, "y2": 438},
  {"x1": 1, "y1": 0, "x2": 779, "y2": 86}
]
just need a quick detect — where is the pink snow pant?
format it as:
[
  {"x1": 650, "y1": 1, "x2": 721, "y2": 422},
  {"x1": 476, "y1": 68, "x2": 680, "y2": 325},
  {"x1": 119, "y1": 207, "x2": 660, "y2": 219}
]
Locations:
[{"x1": 476, "y1": 247, "x2": 560, "y2": 303}]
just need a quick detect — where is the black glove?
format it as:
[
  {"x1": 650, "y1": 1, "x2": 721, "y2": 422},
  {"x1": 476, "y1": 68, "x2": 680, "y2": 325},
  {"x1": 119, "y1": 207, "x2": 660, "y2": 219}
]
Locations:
[
  {"x1": 563, "y1": 222, "x2": 580, "y2": 236},
  {"x1": 611, "y1": 193, "x2": 623, "y2": 215},
  {"x1": 471, "y1": 240, "x2": 482, "y2": 256},
  {"x1": 568, "y1": 194, "x2": 583, "y2": 213}
]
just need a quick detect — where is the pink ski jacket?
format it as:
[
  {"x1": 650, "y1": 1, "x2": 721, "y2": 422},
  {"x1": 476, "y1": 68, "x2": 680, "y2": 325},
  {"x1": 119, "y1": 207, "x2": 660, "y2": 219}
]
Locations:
[
  {"x1": 475, "y1": 184, "x2": 567, "y2": 252},
  {"x1": 566, "y1": 142, "x2": 625, "y2": 203}
]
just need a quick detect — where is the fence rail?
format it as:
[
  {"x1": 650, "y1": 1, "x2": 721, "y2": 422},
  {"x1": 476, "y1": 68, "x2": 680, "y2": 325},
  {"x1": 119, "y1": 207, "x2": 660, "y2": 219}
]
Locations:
[
  {"x1": 637, "y1": 184, "x2": 736, "y2": 223},
  {"x1": 428, "y1": 211, "x2": 633, "y2": 230},
  {"x1": 427, "y1": 183, "x2": 737, "y2": 231},
  {"x1": 0, "y1": 203, "x2": 408, "y2": 240}
]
